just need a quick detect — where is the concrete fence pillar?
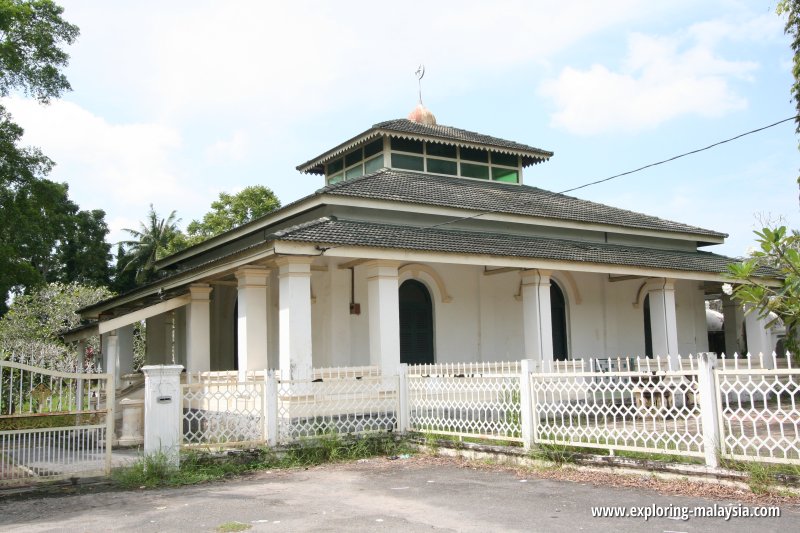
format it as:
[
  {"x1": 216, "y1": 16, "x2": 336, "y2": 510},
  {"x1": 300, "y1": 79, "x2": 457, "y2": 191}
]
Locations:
[
  {"x1": 265, "y1": 370, "x2": 278, "y2": 447},
  {"x1": 519, "y1": 359, "x2": 536, "y2": 450},
  {"x1": 697, "y1": 353, "x2": 721, "y2": 468},
  {"x1": 142, "y1": 365, "x2": 184, "y2": 466},
  {"x1": 397, "y1": 363, "x2": 409, "y2": 433}
]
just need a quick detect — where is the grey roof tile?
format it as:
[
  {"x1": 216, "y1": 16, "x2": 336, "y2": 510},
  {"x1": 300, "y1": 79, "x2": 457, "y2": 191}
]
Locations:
[
  {"x1": 319, "y1": 169, "x2": 726, "y2": 238},
  {"x1": 273, "y1": 217, "x2": 755, "y2": 276}
]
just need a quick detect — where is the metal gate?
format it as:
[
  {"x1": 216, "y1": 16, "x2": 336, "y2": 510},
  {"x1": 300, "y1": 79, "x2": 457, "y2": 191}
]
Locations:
[{"x1": 0, "y1": 360, "x2": 113, "y2": 485}]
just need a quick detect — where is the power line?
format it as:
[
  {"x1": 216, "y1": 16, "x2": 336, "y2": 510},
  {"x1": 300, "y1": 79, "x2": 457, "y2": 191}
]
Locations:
[
  {"x1": 316, "y1": 114, "x2": 799, "y2": 250},
  {"x1": 425, "y1": 114, "x2": 799, "y2": 230},
  {"x1": 558, "y1": 114, "x2": 800, "y2": 195}
]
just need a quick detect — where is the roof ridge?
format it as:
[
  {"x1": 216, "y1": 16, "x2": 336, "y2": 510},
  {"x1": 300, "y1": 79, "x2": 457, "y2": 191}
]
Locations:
[{"x1": 270, "y1": 216, "x2": 336, "y2": 239}]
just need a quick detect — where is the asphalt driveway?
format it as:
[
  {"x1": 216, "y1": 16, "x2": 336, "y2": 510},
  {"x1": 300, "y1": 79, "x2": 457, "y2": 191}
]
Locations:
[{"x1": 0, "y1": 456, "x2": 797, "y2": 532}]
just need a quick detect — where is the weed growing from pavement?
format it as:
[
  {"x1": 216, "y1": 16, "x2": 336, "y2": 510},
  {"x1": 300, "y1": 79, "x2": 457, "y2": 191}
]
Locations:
[
  {"x1": 215, "y1": 521, "x2": 251, "y2": 532},
  {"x1": 718, "y1": 456, "x2": 800, "y2": 494},
  {"x1": 112, "y1": 433, "x2": 412, "y2": 489}
]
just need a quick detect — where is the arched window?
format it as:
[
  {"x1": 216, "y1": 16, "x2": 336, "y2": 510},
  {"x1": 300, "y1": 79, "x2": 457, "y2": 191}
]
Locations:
[
  {"x1": 551, "y1": 281, "x2": 568, "y2": 361},
  {"x1": 399, "y1": 280, "x2": 434, "y2": 365}
]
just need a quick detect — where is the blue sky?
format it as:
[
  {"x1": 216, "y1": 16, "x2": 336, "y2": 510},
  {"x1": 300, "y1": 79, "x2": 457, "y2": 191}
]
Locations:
[{"x1": 3, "y1": 0, "x2": 798, "y2": 257}]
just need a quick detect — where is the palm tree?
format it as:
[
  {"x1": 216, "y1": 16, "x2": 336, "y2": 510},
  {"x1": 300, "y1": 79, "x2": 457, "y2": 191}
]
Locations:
[{"x1": 119, "y1": 205, "x2": 183, "y2": 284}]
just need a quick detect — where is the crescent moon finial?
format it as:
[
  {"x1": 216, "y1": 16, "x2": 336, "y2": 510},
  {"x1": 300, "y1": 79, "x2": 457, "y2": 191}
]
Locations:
[{"x1": 415, "y1": 64, "x2": 425, "y2": 104}]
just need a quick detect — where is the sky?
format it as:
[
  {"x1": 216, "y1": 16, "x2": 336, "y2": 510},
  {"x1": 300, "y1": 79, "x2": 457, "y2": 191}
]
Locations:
[{"x1": 2, "y1": 0, "x2": 799, "y2": 258}]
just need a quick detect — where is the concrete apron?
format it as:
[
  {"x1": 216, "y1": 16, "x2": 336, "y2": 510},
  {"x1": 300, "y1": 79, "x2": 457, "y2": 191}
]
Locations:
[{"x1": 416, "y1": 438, "x2": 800, "y2": 495}]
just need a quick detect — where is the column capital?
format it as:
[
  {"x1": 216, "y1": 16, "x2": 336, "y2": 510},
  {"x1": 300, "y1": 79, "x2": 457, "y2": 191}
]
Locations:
[
  {"x1": 235, "y1": 265, "x2": 270, "y2": 287},
  {"x1": 276, "y1": 256, "x2": 313, "y2": 277},
  {"x1": 520, "y1": 269, "x2": 552, "y2": 285},
  {"x1": 649, "y1": 278, "x2": 676, "y2": 291},
  {"x1": 365, "y1": 260, "x2": 401, "y2": 280},
  {"x1": 188, "y1": 283, "x2": 213, "y2": 300}
]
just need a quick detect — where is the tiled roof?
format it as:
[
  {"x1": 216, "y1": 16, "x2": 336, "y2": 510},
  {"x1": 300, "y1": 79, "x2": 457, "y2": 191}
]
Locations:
[
  {"x1": 318, "y1": 169, "x2": 726, "y2": 239},
  {"x1": 297, "y1": 119, "x2": 552, "y2": 174},
  {"x1": 272, "y1": 217, "x2": 754, "y2": 276}
]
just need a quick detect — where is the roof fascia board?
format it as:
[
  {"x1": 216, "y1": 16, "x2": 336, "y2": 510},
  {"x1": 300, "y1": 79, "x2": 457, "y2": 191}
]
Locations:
[
  {"x1": 98, "y1": 295, "x2": 191, "y2": 334},
  {"x1": 273, "y1": 241, "x2": 775, "y2": 285},
  {"x1": 321, "y1": 195, "x2": 726, "y2": 244},
  {"x1": 155, "y1": 196, "x2": 323, "y2": 269},
  {"x1": 85, "y1": 244, "x2": 280, "y2": 317},
  {"x1": 297, "y1": 128, "x2": 552, "y2": 174}
]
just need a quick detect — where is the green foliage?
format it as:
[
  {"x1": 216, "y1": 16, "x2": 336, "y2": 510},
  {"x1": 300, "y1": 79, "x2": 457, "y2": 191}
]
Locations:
[
  {"x1": 0, "y1": 281, "x2": 111, "y2": 366},
  {"x1": 186, "y1": 186, "x2": 281, "y2": 246},
  {"x1": 777, "y1": 1, "x2": 800, "y2": 185},
  {"x1": 118, "y1": 205, "x2": 184, "y2": 285},
  {"x1": 0, "y1": 0, "x2": 79, "y2": 103},
  {"x1": 0, "y1": 2, "x2": 106, "y2": 314},
  {"x1": 727, "y1": 226, "x2": 800, "y2": 358},
  {"x1": 114, "y1": 434, "x2": 410, "y2": 489},
  {"x1": 216, "y1": 522, "x2": 251, "y2": 533}
]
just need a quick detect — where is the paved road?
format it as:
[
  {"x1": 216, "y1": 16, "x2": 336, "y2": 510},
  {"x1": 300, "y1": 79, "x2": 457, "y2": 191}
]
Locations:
[{"x1": 0, "y1": 457, "x2": 797, "y2": 532}]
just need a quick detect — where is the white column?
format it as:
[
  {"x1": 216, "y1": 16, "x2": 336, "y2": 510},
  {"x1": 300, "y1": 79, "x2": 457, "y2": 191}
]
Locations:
[
  {"x1": 102, "y1": 326, "x2": 134, "y2": 389},
  {"x1": 744, "y1": 305, "x2": 774, "y2": 357},
  {"x1": 144, "y1": 313, "x2": 170, "y2": 365},
  {"x1": 329, "y1": 267, "x2": 352, "y2": 366},
  {"x1": 366, "y1": 260, "x2": 401, "y2": 374},
  {"x1": 101, "y1": 331, "x2": 117, "y2": 378},
  {"x1": 186, "y1": 284, "x2": 213, "y2": 372},
  {"x1": 521, "y1": 269, "x2": 553, "y2": 366},
  {"x1": 235, "y1": 266, "x2": 269, "y2": 374},
  {"x1": 721, "y1": 294, "x2": 744, "y2": 356},
  {"x1": 648, "y1": 279, "x2": 680, "y2": 366},
  {"x1": 142, "y1": 364, "x2": 183, "y2": 466},
  {"x1": 278, "y1": 257, "x2": 314, "y2": 381},
  {"x1": 117, "y1": 325, "x2": 135, "y2": 385}
]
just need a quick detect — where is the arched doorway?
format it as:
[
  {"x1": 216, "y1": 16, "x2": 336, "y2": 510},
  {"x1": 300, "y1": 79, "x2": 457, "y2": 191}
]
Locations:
[
  {"x1": 643, "y1": 294, "x2": 653, "y2": 358},
  {"x1": 399, "y1": 280, "x2": 434, "y2": 365},
  {"x1": 551, "y1": 281, "x2": 568, "y2": 361}
]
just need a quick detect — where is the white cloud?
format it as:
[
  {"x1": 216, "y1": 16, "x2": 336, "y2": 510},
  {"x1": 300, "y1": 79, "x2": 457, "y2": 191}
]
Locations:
[
  {"x1": 206, "y1": 130, "x2": 249, "y2": 162},
  {"x1": 540, "y1": 21, "x2": 760, "y2": 135},
  {"x1": 1, "y1": 97, "x2": 202, "y2": 242}
]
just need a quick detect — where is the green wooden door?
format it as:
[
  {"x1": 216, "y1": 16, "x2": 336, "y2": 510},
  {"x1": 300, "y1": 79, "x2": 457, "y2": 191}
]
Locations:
[{"x1": 399, "y1": 280, "x2": 434, "y2": 365}]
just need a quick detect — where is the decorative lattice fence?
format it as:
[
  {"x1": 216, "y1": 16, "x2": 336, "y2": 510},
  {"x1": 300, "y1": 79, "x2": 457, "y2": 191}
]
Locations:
[
  {"x1": 715, "y1": 355, "x2": 800, "y2": 464},
  {"x1": 277, "y1": 376, "x2": 399, "y2": 442},
  {"x1": 182, "y1": 380, "x2": 265, "y2": 448},
  {"x1": 407, "y1": 361, "x2": 522, "y2": 442}
]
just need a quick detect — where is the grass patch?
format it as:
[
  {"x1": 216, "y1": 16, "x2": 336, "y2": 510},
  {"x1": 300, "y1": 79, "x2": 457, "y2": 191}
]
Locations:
[
  {"x1": 216, "y1": 522, "x2": 251, "y2": 532},
  {"x1": 0, "y1": 413, "x2": 103, "y2": 430},
  {"x1": 113, "y1": 433, "x2": 412, "y2": 489},
  {"x1": 719, "y1": 456, "x2": 800, "y2": 494}
]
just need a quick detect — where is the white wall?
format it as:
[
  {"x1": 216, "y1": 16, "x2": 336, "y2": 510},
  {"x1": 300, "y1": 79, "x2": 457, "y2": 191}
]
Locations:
[{"x1": 202, "y1": 262, "x2": 712, "y2": 370}]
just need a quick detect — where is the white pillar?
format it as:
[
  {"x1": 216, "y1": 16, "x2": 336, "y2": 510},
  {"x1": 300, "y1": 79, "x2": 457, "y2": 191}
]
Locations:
[
  {"x1": 117, "y1": 325, "x2": 135, "y2": 386},
  {"x1": 186, "y1": 284, "x2": 212, "y2": 372},
  {"x1": 521, "y1": 269, "x2": 553, "y2": 366},
  {"x1": 744, "y1": 305, "x2": 774, "y2": 357},
  {"x1": 721, "y1": 294, "x2": 745, "y2": 356},
  {"x1": 697, "y1": 353, "x2": 721, "y2": 467},
  {"x1": 366, "y1": 260, "x2": 401, "y2": 374},
  {"x1": 142, "y1": 364, "x2": 183, "y2": 466},
  {"x1": 101, "y1": 331, "x2": 117, "y2": 378},
  {"x1": 648, "y1": 279, "x2": 680, "y2": 367},
  {"x1": 329, "y1": 267, "x2": 352, "y2": 366},
  {"x1": 145, "y1": 313, "x2": 171, "y2": 365},
  {"x1": 235, "y1": 266, "x2": 269, "y2": 374},
  {"x1": 278, "y1": 257, "x2": 314, "y2": 381}
]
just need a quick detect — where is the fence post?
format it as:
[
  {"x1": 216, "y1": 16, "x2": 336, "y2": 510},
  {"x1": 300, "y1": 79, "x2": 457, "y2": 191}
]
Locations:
[
  {"x1": 697, "y1": 352, "x2": 721, "y2": 468},
  {"x1": 265, "y1": 370, "x2": 278, "y2": 447},
  {"x1": 142, "y1": 364, "x2": 184, "y2": 467},
  {"x1": 397, "y1": 363, "x2": 409, "y2": 433},
  {"x1": 519, "y1": 359, "x2": 535, "y2": 450}
]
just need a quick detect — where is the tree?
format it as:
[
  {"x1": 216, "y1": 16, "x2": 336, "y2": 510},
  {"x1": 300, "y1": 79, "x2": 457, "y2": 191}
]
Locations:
[
  {"x1": 186, "y1": 185, "x2": 281, "y2": 245},
  {"x1": 0, "y1": 0, "x2": 79, "y2": 103},
  {"x1": 726, "y1": 226, "x2": 800, "y2": 359},
  {"x1": 118, "y1": 205, "x2": 184, "y2": 284},
  {"x1": 0, "y1": 281, "x2": 111, "y2": 368},
  {"x1": 0, "y1": 1, "x2": 93, "y2": 314}
]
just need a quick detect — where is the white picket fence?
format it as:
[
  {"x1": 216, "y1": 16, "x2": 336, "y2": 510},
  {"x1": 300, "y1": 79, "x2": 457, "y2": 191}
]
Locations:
[{"x1": 171, "y1": 354, "x2": 799, "y2": 466}]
